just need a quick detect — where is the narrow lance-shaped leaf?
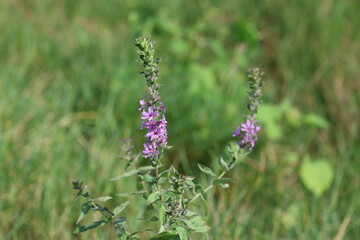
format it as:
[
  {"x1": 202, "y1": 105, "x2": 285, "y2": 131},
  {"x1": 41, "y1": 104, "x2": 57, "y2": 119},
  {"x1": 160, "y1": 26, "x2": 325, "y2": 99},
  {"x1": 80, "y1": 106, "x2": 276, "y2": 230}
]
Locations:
[
  {"x1": 197, "y1": 163, "x2": 216, "y2": 177},
  {"x1": 219, "y1": 157, "x2": 230, "y2": 171},
  {"x1": 139, "y1": 173, "x2": 156, "y2": 183},
  {"x1": 147, "y1": 192, "x2": 160, "y2": 205},
  {"x1": 130, "y1": 229, "x2": 154, "y2": 237},
  {"x1": 111, "y1": 165, "x2": 162, "y2": 181},
  {"x1": 113, "y1": 201, "x2": 130, "y2": 216},
  {"x1": 73, "y1": 220, "x2": 108, "y2": 233},
  {"x1": 76, "y1": 201, "x2": 91, "y2": 224},
  {"x1": 183, "y1": 215, "x2": 211, "y2": 233},
  {"x1": 89, "y1": 196, "x2": 112, "y2": 202},
  {"x1": 111, "y1": 169, "x2": 139, "y2": 181},
  {"x1": 159, "y1": 204, "x2": 166, "y2": 227},
  {"x1": 114, "y1": 216, "x2": 126, "y2": 225},
  {"x1": 90, "y1": 203, "x2": 115, "y2": 216},
  {"x1": 176, "y1": 226, "x2": 189, "y2": 240},
  {"x1": 150, "y1": 231, "x2": 180, "y2": 240},
  {"x1": 117, "y1": 191, "x2": 147, "y2": 197}
]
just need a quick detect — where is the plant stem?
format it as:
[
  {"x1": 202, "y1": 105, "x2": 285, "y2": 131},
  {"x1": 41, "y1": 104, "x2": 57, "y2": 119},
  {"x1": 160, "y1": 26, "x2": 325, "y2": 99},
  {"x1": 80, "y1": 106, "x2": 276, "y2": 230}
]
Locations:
[
  {"x1": 189, "y1": 171, "x2": 226, "y2": 203},
  {"x1": 89, "y1": 200, "x2": 116, "y2": 226}
]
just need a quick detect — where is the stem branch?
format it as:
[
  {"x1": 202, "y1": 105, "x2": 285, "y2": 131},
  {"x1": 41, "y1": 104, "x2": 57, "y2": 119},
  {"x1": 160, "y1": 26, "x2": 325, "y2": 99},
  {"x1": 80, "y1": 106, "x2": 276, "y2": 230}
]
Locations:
[
  {"x1": 189, "y1": 171, "x2": 226, "y2": 203},
  {"x1": 89, "y1": 200, "x2": 116, "y2": 226}
]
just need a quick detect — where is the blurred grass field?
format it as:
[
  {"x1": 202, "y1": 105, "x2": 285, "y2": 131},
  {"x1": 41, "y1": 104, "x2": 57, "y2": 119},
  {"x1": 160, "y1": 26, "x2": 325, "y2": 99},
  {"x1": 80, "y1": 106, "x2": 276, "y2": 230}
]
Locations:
[{"x1": 0, "y1": 0, "x2": 359, "y2": 239}]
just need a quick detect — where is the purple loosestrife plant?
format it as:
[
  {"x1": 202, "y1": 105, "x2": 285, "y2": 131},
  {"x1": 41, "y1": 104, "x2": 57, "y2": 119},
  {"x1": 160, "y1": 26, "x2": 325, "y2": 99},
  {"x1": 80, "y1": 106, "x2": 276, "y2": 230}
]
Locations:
[
  {"x1": 135, "y1": 37, "x2": 168, "y2": 165},
  {"x1": 72, "y1": 36, "x2": 265, "y2": 240}
]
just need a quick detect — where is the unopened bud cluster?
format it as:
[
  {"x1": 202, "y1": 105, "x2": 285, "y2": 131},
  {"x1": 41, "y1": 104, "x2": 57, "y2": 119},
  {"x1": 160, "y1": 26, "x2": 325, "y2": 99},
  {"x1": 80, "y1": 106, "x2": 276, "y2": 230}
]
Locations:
[{"x1": 247, "y1": 67, "x2": 264, "y2": 114}]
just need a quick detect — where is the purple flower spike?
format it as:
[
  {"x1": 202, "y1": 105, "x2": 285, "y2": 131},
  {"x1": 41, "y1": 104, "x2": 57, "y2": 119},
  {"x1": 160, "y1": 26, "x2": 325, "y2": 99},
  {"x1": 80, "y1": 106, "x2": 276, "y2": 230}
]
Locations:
[
  {"x1": 138, "y1": 97, "x2": 168, "y2": 159},
  {"x1": 233, "y1": 115, "x2": 260, "y2": 151},
  {"x1": 136, "y1": 37, "x2": 168, "y2": 160},
  {"x1": 231, "y1": 67, "x2": 263, "y2": 154}
]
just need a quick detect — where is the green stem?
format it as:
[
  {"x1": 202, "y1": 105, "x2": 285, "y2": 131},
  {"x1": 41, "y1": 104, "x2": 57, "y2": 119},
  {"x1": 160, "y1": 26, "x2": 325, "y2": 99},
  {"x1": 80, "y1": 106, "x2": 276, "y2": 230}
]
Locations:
[
  {"x1": 89, "y1": 200, "x2": 116, "y2": 226},
  {"x1": 189, "y1": 171, "x2": 226, "y2": 203}
]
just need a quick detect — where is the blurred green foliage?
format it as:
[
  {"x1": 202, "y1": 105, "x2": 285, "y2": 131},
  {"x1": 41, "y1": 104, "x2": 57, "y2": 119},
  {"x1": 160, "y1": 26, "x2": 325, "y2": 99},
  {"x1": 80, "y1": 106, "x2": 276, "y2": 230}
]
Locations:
[{"x1": 0, "y1": 0, "x2": 359, "y2": 239}]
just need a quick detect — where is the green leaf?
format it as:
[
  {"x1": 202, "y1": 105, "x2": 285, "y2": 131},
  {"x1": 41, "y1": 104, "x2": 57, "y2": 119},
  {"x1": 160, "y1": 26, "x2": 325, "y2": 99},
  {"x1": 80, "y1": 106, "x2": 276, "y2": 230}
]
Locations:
[
  {"x1": 213, "y1": 178, "x2": 235, "y2": 185},
  {"x1": 90, "y1": 204, "x2": 114, "y2": 216},
  {"x1": 184, "y1": 180, "x2": 195, "y2": 188},
  {"x1": 113, "y1": 201, "x2": 130, "y2": 216},
  {"x1": 159, "y1": 168, "x2": 171, "y2": 178},
  {"x1": 147, "y1": 192, "x2": 160, "y2": 205},
  {"x1": 300, "y1": 156, "x2": 334, "y2": 196},
  {"x1": 226, "y1": 142, "x2": 247, "y2": 165},
  {"x1": 130, "y1": 229, "x2": 154, "y2": 236},
  {"x1": 89, "y1": 196, "x2": 112, "y2": 202},
  {"x1": 150, "y1": 231, "x2": 180, "y2": 240},
  {"x1": 139, "y1": 173, "x2": 156, "y2": 183},
  {"x1": 227, "y1": 142, "x2": 240, "y2": 157},
  {"x1": 76, "y1": 202, "x2": 91, "y2": 224},
  {"x1": 159, "y1": 204, "x2": 166, "y2": 226},
  {"x1": 73, "y1": 220, "x2": 108, "y2": 233},
  {"x1": 176, "y1": 226, "x2": 189, "y2": 240},
  {"x1": 183, "y1": 215, "x2": 210, "y2": 233},
  {"x1": 197, "y1": 163, "x2": 216, "y2": 177},
  {"x1": 149, "y1": 216, "x2": 159, "y2": 221},
  {"x1": 117, "y1": 191, "x2": 147, "y2": 197},
  {"x1": 111, "y1": 166, "x2": 159, "y2": 181},
  {"x1": 303, "y1": 113, "x2": 329, "y2": 130},
  {"x1": 115, "y1": 216, "x2": 126, "y2": 225},
  {"x1": 111, "y1": 169, "x2": 138, "y2": 181},
  {"x1": 158, "y1": 177, "x2": 167, "y2": 184},
  {"x1": 162, "y1": 190, "x2": 181, "y2": 199},
  {"x1": 219, "y1": 157, "x2": 230, "y2": 171},
  {"x1": 138, "y1": 165, "x2": 164, "y2": 172}
]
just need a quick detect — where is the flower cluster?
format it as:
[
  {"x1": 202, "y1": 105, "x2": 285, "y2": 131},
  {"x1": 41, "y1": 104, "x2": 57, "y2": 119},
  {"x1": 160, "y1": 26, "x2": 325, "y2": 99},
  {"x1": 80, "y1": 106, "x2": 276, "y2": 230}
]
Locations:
[
  {"x1": 135, "y1": 37, "x2": 168, "y2": 160},
  {"x1": 139, "y1": 103, "x2": 168, "y2": 159},
  {"x1": 232, "y1": 115, "x2": 260, "y2": 151},
  {"x1": 233, "y1": 67, "x2": 264, "y2": 152}
]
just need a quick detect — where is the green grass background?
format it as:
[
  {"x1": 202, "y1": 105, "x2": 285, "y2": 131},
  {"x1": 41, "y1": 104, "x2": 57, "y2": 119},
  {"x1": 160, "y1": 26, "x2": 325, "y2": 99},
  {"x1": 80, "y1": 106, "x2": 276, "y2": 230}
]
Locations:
[{"x1": 0, "y1": 0, "x2": 359, "y2": 239}]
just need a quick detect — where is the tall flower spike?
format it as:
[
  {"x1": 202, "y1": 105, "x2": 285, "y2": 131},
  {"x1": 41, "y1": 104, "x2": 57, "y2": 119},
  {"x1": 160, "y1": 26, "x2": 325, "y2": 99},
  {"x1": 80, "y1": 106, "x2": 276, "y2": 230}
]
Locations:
[
  {"x1": 135, "y1": 37, "x2": 168, "y2": 163},
  {"x1": 233, "y1": 67, "x2": 264, "y2": 152}
]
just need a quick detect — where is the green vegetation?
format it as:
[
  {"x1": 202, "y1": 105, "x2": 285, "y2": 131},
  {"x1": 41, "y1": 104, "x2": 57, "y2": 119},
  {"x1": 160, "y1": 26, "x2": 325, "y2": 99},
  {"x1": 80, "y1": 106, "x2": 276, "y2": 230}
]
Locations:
[{"x1": 0, "y1": 0, "x2": 359, "y2": 239}]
